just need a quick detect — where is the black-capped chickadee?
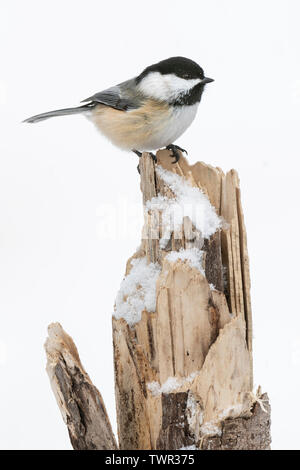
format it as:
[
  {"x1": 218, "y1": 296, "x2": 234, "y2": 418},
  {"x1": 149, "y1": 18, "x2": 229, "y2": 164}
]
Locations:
[{"x1": 24, "y1": 56, "x2": 214, "y2": 163}]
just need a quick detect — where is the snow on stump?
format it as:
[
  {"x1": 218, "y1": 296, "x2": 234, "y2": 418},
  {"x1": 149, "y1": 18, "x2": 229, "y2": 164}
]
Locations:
[
  {"x1": 44, "y1": 149, "x2": 271, "y2": 450},
  {"x1": 112, "y1": 149, "x2": 271, "y2": 450}
]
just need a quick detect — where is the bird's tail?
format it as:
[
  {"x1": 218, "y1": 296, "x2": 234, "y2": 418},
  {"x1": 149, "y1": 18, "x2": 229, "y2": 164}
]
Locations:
[{"x1": 23, "y1": 103, "x2": 94, "y2": 123}]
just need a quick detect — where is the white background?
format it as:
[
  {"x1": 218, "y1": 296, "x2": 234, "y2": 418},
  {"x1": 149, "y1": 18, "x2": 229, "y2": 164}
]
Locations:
[{"x1": 0, "y1": 0, "x2": 299, "y2": 450}]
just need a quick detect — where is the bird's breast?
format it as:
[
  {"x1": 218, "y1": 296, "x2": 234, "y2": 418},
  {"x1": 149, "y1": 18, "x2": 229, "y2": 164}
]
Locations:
[
  {"x1": 158, "y1": 104, "x2": 199, "y2": 148},
  {"x1": 89, "y1": 100, "x2": 199, "y2": 151}
]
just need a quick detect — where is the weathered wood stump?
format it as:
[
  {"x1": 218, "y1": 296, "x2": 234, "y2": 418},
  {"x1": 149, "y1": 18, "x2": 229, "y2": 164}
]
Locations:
[
  {"x1": 45, "y1": 323, "x2": 117, "y2": 450},
  {"x1": 45, "y1": 149, "x2": 271, "y2": 450},
  {"x1": 112, "y1": 149, "x2": 270, "y2": 450}
]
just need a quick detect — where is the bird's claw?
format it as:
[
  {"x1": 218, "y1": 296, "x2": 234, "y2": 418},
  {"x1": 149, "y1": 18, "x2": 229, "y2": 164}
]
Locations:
[
  {"x1": 134, "y1": 150, "x2": 157, "y2": 173},
  {"x1": 133, "y1": 150, "x2": 157, "y2": 164},
  {"x1": 166, "y1": 144, "x2": 187, "y2": 164},
  {"x1": 149, "y1": 152, "x2": 157, "y2": 163}
]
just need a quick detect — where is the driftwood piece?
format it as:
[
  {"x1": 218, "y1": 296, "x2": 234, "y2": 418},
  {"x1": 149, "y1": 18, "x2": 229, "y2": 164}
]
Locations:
[
  {"x1": 113, "y1": 149, "x2": 270, "y2": 450},
  {"x1": 45, "y1": 323, "x2": 117, "y2": 450}
]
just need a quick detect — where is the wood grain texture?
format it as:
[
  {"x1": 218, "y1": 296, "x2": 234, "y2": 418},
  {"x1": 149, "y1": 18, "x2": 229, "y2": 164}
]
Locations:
[
  {"x1": 113, "y1": 150, "x2": 266, "y2": 450},
  {"x1": 44, "y1": 149, "x2": 265, "y2": 451},
  {"x1": 45, "y1": 323, "x2": 117, "y2": 450},
  {"x1": 201, "y1": 394, "x2": 271, "y2": 450}
]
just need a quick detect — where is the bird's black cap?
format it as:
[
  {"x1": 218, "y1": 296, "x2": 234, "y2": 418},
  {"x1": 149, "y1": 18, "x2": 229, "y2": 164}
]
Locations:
[{"x1": 137, "y1": 56, "x2": 206, "y2": 83}]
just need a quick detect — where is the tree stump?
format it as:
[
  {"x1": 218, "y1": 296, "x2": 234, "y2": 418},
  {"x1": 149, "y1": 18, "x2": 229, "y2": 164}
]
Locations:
[
  {"x1": 112, "y1": 149, "x2": 271, "y2": 450},
  {"x1": 45, "y1": 149, "x2": 271, "y2": 450}
]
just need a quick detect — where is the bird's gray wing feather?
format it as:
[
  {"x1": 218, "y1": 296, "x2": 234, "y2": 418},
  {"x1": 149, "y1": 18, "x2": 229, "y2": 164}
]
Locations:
[{"x1": 81, "y1": 78, "x2": 142, "y2": 111}]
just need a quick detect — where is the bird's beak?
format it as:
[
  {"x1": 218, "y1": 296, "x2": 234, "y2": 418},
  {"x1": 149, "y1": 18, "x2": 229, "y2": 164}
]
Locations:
[{"x1": 202, "y1": 77, "x2": 214, "y2": 84}]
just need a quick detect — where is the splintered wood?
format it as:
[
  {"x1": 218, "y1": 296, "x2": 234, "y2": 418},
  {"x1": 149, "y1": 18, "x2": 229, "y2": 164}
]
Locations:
[
  {"x1": 113, "y1": 149, "x2": 271, "y2": 450},
  {"x1": 45, "y1": 323, "x2": 117, "y2": 450}
]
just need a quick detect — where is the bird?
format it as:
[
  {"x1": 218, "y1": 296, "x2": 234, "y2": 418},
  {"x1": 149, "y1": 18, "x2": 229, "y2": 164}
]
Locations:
[{"x1": 23, "y1": 56, "x2": 214, "y2": 164}]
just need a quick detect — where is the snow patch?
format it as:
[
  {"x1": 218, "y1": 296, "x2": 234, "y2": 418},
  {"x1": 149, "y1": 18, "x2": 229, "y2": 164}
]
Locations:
[
  {"x1": 147, "y1": 373, "x2": 197, "y2": 397},
  {"x1": 166, "y1": 248, "x2": 205, "y2": 275},
  {"x1": 218, "y1": 404, "x2": 245, "y2": 421},
  {"x1": 199, "y1": 403, "x2": 247, "y2": 438},
  {"x1": 149, "y1": 377, "x2": 181, "y2": 396},
  {"x1": 114, "y1": 257, "x2": 161, "y2": 326},
  {"x1": 186, "y1": 391, "x2": 203, "y2": 434},
  {"x1": 145, "y1": 167, "x2": 221, "y2": 248}
]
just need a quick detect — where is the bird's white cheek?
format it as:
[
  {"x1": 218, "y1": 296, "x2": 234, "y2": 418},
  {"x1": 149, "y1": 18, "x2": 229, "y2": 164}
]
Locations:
[
  {"x1": 162, "y1": 74, "x2": 201, "y2": 96},
  {"x1": 138, "y1": 72, "x2": 170, "y2": 101},
  {"x1": 138, "y1": 72, "x2": 201, "y2": 101}
]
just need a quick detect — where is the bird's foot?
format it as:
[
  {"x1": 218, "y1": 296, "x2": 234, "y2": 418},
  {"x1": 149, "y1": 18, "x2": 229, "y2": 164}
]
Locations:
[
  {"x1": 132, "y1": 149, "x2": 142, "y2": 158},
  {"x1": 149, "y1": 152, "x2": 157, "y2": 163},
  {"x1": 133, "y1": 150, "x2": 157, "y2": 173},
  {"x1": 133, "y1": 150, "x2": 157, "y2": 174},
  {"x1": 166, "y1": 144, "x2": 187, "y2": 164}
]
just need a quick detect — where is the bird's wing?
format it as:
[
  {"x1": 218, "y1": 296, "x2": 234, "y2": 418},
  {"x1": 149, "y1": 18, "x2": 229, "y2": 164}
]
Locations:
[{"x1": 81, "y1": 79, "x2": 142, "y2": 111}]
